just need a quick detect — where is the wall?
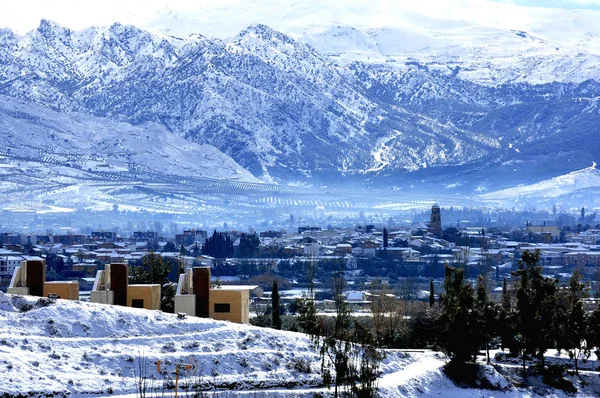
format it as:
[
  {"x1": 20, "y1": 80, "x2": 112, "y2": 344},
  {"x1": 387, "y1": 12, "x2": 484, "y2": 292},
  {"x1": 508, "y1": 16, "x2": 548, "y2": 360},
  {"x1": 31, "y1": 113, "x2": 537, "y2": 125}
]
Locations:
[
  {"x1": 109, "y1": 263, "x2": 128, "y2": 307},
  {"x1": 174, "y1": 294, "x2": 196, "y2": 316},
  {"x1": 43, "y1": 281, "x2": 79, "y2": 300},
  {"x1": 26, "y1": 260, "x2": 45, "y2": 297},
  {"x1": 174, "y1": 272, "x2": 196, "y2": 315},
  {"x1": 127, "y1": 284, "x2": 161, "y2": 310},
  {"x1": 209, "y1": 289, "x2": 250, "y2": 324},
  {"x1": 91, "y1": 289, "x2": 114, "y2": 305}
]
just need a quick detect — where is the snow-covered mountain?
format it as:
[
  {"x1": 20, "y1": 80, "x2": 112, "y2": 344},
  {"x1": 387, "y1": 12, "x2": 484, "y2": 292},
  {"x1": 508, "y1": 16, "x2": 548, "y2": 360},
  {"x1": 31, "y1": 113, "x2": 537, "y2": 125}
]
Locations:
[
  {"x1": 142, "y1": 0, "x2": 600, "y2": 86},
  {"x1": 0, "y1": 21, "x2": 504, "y2": 183},
  {"x1": 1, "y1": 0, "x2": 600, "y2": 204}
]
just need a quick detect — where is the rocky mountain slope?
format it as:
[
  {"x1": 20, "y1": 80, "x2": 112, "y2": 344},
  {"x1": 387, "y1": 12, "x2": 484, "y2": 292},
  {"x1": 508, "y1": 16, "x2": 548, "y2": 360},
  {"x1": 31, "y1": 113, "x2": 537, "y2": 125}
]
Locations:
[{"x1": 1, "y1": 0, "x2": 599, "y2": 205}]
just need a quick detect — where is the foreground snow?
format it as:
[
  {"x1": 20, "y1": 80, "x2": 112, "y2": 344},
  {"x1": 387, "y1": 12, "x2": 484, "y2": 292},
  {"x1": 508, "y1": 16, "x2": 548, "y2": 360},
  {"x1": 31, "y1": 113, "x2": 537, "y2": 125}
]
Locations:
[{"x1": 1, "y1": 291, "x2": 599, "y2": 397}]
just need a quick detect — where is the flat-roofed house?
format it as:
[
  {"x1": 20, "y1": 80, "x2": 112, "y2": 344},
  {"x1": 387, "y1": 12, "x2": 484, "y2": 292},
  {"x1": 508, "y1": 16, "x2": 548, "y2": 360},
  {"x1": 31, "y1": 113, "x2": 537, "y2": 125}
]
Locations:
[
  {"x1": 90, "y1": 263, "x2": 161, "y2": 310},
  {"x1": 175, "y1": 267, "x2": 256, "y2": 324},
  {"x1": 7, "y1": 258, "x2": 79, "y2": 300}
]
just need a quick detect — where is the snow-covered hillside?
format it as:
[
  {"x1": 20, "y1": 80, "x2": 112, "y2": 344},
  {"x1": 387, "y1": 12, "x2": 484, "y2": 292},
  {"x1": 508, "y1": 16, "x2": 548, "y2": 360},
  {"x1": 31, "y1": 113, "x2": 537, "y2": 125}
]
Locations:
[
  {"x1": 0, "y1": 96, "x2": 258, "y2": 182},
  {"x1": 1, "y1": 292, "x2": 599, "y2": 397},
  {"x1": 0, "y1": 95, "x2": 264, "y2": 212},
  {"x1": 486, "y1": 162, "x2": 600, "y2": 199}
]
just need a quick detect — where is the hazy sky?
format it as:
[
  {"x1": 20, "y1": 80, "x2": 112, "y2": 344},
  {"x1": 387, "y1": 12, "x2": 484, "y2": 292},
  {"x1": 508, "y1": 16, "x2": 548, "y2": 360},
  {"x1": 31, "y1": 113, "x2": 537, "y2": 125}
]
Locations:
[
  {"x1": 0, "y1": 0, "x2": 599, "y2": 33},
  {"x1": 493, "y1": 0, "x2": 600, "y2": 8}
]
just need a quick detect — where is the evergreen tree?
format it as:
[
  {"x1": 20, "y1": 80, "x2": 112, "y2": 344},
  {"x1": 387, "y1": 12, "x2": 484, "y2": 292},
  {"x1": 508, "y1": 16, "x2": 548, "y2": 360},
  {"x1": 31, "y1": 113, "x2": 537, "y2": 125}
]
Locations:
[
  {"x1": 383, "y1": 228, "x2": 389, "y2": 249},
  {"x1": 271, "y1": 280, "x2": 281, "y2": 330},
  {"x1": 202, "y1": 230, "x2": 234, "y2": 258},
  {"x1": 500, "y1": 278, "x2": 516, "y2": 352},
  {"x1": 237, "y1": 233, "x2": 260, "y2": 258},
  {"x1": 513, "y1": 249, "x2": 558, "y2": 373},
  {"x1": 438, "y1": 265, "x2": 479, "y2": 364},
  {"x1": 296, "y1": 297, "x2": 319, "y2": 336},
  {"x1": 179, "y1": 244, "x2": 188, "y2": 255},
  {"x1": 502, "y1": 278, "x2": 511, "y2": 313},
  {"x1": 192, "y1": 244, "x2": 200, "y2": 256},
  {"x1": 475, "y1": 275, "x2": 499, "y2": 364},
  {"x1": 555, "y1": 271, "x2": 590, "y2": 374},
  {"x1": 46, "y1": 253, "x2": 65, "y2": 276},
  {"x1": 162, "y1": 241, "x2": 176, "y2": 252},
  {"x1": 429, "y1": 280, "x2": 435, "y2": 307},
  {"x1": 130, "y1": 252, "x2": 176, "y2": 313},
  {"x1": 589, "y1": 301, "x2": 600, "y2": 360}
]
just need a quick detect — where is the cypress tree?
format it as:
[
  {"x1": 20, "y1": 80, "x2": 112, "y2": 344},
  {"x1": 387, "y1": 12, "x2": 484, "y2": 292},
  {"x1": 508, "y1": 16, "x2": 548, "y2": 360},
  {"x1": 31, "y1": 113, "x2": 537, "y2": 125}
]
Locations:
[
  {"x1": 589, "y1": 301, "x2": 600, "y2": 360},
  {"x1": 383, "y1": 228, "x2": 389, "y2": 249},
  {"x1": 429, "y1": 280, "x2": 435, "y2": 307},
  {"x1": 502, "y1": 278, "x2": 511, "y2": 312},
  {"x1": 272, "y1": 280, "x2": 281, "y2": 330}
]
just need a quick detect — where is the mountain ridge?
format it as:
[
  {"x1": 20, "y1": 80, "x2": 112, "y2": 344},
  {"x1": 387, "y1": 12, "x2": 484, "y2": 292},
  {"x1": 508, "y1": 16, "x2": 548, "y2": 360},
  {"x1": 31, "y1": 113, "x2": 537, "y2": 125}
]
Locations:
[{"x1": 1, "y1": 14, "x2": 599, "y2": 207}]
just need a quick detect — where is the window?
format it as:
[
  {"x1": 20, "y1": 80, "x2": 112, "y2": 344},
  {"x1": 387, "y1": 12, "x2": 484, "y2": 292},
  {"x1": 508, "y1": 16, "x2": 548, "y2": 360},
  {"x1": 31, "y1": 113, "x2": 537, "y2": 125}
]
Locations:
[
  {"x1": 214, "y1": 303, "x2": 230, "y2": 313},
  {"x1": 131, "y1": 299, "x2": 144, "y2": 308}
]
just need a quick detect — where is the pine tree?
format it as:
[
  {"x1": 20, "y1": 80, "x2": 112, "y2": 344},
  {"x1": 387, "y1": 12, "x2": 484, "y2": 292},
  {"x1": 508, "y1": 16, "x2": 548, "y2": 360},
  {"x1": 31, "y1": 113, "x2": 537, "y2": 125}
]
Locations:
[
  {"x1": 271, "y1": 280, "x2": 281, "y2": 330},
  {"x1": 475, "y1": 275, "x2": 498, "y2": 364},
  {"x1": 500, "y1": 278, "x2": 516, "y2": 352},
  {"x1": 513, "y1": 249, "x2": 558, "y2": 374},
  {"x1": 438, "y1": 265, "x2": 479, "y2": 364},
  {"x1": 555, "y1": 271, "x2": 589, "y2": 374}
]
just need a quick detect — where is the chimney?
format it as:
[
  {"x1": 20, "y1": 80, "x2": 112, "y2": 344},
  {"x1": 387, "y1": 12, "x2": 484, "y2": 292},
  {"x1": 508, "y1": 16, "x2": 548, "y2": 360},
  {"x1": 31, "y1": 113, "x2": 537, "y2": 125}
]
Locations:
[
  {"x1": 110, "y1": 263, "x2": 128, "y2": 306},
  {"x1": 26, "y1": 259, "x2": 46, "y2": 297},
  {"x1": 193, "y1": 267, "x2": 210, "y2": 318}
]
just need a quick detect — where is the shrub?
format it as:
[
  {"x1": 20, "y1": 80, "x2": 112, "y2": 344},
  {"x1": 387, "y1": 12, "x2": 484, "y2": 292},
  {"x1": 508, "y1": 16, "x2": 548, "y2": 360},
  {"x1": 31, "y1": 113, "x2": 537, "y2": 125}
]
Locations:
[
  {"x1": 288, "y1": 358, "x2": 311, "y2": 374},
  {"x1": 543, "y1": 364, "x2": 577, "y2": 393}
]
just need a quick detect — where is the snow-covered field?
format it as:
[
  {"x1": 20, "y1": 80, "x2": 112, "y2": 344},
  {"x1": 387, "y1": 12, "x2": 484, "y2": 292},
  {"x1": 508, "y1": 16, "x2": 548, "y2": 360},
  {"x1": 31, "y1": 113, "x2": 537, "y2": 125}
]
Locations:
[
  {"x1": 484, "y1": 162, "x2": 600, "y2": 199},
  {"x1": 1, "y1": 291, "x2": 600, "y2": 397}
]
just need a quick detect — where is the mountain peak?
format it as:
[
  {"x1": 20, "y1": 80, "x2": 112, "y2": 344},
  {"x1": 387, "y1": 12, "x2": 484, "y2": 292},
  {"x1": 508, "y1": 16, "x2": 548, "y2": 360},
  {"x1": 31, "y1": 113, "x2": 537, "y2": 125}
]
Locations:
[
  {"x1": 237, "y1": 23, "x2": 294, "y2": 44},
  {"x1": 37, "y1": 19, "x2": 69, "y2": 36}
]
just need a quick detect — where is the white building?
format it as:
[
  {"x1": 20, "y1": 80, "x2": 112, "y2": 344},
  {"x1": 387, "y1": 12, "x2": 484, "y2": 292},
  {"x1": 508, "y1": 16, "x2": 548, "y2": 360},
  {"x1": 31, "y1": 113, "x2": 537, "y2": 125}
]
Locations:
[{"x1": 0, "y1": 250, "x2": 24, "y2": 278}]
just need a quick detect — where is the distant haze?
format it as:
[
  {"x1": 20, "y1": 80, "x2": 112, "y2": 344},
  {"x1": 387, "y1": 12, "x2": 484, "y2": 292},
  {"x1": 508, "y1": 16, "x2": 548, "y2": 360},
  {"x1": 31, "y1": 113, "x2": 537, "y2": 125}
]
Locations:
[{"x1": 2, "y1": 0, "x2": 600, "y2": 36}]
